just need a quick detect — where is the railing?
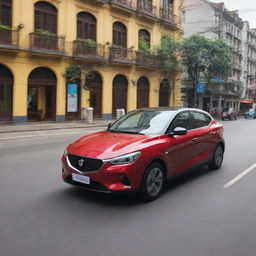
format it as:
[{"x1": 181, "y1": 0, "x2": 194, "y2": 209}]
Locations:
[
  {"x1": 29, "y1": 32, "x2": 65, "y2": 53},
  {"x1": 110, "y1": 0, "x2": 134, "y2": 9},
  {"x1": 109, "y1": 46, "x2": 134, "y2": 63},
  {"x1": 248, "y1": 56, "x2": 256, "y2": 63},
  {"x1": 232, "y1": 63, "x2": 242, "y2": 70},
  {"x1": 73, "y1": 40, "x2": 104, "y2": 59},
  {"x1": 136, "y1": 51, "x2": 160, "y2": 67},
  {"x1": 137, "y1": 0, "x2": 156, "y2": 17},
  {"x1": 159, "y1": 7, "x2": 175, "y2": 23},
  {"x1": 0, "y1": 28, "x2": 19, "y2": 48}
]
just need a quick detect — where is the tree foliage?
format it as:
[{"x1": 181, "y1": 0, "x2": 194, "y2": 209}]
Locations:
[
  {"x1": 156, "y1": 35, "x2": 181, "y2": 74},
  {"x1": 62, "y1": 64, "x2": 82, "y2": 83},
  {"x1": 181, "y1": 35, "x2": 232, "y2": 83}
]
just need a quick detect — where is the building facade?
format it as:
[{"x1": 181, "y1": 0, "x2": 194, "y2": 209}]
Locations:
[
  {"x1": 0, "y1": 0, "x2": 183, "y2": 123},
  {"x1": 240, "y1": 21, "x2": 256, "y2": 112},
  {"x1": 182, "y1": 0, "x2": 244, "y2": 114}
]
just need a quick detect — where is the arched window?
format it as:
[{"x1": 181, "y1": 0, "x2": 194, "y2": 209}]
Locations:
[
  {"x1": 35, "y1": 1, "x2": 57, "y2": 34},
  {"x1": 112, "y1": 74, "x2": 128, "y2": 116},
  {"x1": 138, "y1": 29, "x2": 150, "y2": 50},
  {"x1": 159, "y1": 79, "x2": 170, "y2": 107},
  {"x1": 28, "y1": 67, "x2": 57, "y2": 121},
  {"x1": 0, "y1": 0, "x2": 12, "y2": 26},
  {"x1": 137, "y1": 77, "x2": 149, "y2": 108},
  {"x1": 0, "y1": 64, "x2": 13, "y2": 122},
  {"x1": 86, "y1": 72, "x2": 102, "y2": 118},
  {"x1": 77, "y1": 12, "x2": 96, "y2": 41},
  {"x1": 113, "y1": 22, "x2": 127, "y2": 48}
]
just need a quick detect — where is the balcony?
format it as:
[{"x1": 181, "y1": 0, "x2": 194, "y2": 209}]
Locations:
[
  {"x1": 109, "y1": 46, "x2": 133, "y2": 64},
  {"x1": 136, "y1": 51, "x2": 160, "y2": 68},
  {"x1": 29, "y1": 32, "x2": 65, "y2": 55},
  {"x1": 232, "y1": 63, "x2": 242, "y2": 70},
  {"x1": 0, "y1": 27, "x2": 19, "y2": 49},
  {"x1": 248, "y1": 56, "x2": 256, "y2": 63},
  {"x1": 73, "y1": 40, "x2": 104, "y2": 60},
  {"x1": 137, "y1": 0, "x2": 157, "y2": 18},
  {"x1": 109, "y1": 0, "x2": 135, "y2": 11},
  {"x1": 159, "y1": 7, "x2": 181, "y2": 26}
]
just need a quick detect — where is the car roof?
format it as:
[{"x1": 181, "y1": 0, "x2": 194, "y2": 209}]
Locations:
[{"x1": 134, "y1": 107, "x2": 213, "y2": 119}]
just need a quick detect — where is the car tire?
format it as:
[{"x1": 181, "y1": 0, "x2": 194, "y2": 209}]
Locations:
[
  {"x1": 140, "y1": 163, "x2": 165, "y2": 202},
  {"x1": 208, "y1": 144, "x2": 224, "y2": 170}
]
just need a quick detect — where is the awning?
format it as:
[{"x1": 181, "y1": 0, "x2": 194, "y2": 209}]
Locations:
[{"x1": 240, "y1": 99, "x2": 254, "y2": 104}]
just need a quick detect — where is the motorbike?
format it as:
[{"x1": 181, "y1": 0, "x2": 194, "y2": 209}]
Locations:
[{"x1": 244, "y1": 109, "x2": 256, "y2": 119}]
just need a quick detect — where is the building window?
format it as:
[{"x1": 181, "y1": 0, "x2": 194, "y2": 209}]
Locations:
[
  {"x1": 35, "y1": 1, "x2": 57, "y2": 34},
  {"x1": 77, "y1": 12, "x2": 96, "y2": 41},
  {"x1": 138, "y1": 29, "x2": 150, "y2": 50},
  {"x1": 113, "y1": 22, "x2": 127, "y2": 48},
  {"x1": 0, "y1": 0, "x2": 11, "y2": 26}
]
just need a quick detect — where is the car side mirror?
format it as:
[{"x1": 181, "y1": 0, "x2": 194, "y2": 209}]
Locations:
[
  {"x1": 169, "y1": 127, "x2": 187, "y2": 136},
  {"x1": 107, "y1": 123, "x2": 112, "y2": 129}
]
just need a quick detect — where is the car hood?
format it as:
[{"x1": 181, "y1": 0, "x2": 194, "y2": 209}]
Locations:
[{"x1": 67, "y1": 131, "x2": 159, "y2": 159}]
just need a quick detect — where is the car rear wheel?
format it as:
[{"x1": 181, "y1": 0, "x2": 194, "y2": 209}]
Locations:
[
  {"x1": 208, "y1": 144, "x2": 224, "y2": 170},
  {"x1": 141, "y1": 163, "x2": 165, "y2": 201}
]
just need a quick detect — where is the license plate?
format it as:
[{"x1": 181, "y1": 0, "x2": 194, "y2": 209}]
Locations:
[{"x1": 72, "y1": 173, "x2": 90, "y2": 185}]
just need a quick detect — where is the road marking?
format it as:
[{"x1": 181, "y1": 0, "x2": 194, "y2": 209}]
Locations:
[
  {"x1": 0, "y1": 131, "x2": 90, "y2": 140},
  {"x1": 223, "y1": 162, "x2": 256, "y2": 188}
]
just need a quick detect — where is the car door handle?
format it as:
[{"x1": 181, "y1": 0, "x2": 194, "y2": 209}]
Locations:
[
  {"x1": 210, "y1": 131, "x2": 216, "y2": 135},
  {"x1": 192, "y1": 138, "x2": 198, "y2": 141}
]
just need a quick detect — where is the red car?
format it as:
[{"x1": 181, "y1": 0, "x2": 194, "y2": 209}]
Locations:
[{"x1": 62, "y1": 108, "x2": 225, "y2": 201}]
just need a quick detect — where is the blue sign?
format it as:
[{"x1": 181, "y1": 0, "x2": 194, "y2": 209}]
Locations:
[
  {"x1": 67, "y1": 84, "x2": 78, "y2": 112},
  {"x1": 197, "y1": 83, "x2": 206, "y2": 94}
]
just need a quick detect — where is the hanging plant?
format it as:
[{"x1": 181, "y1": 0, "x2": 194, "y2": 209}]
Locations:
[
  {"x1": 62, "y1": 64, "x2": 82, "y2": 83},
  {"x1": 78, "y1": 38, "x2": 97, "y2": 47},
  {"x1": 0, "y1": 24, "x2": 11, "y2": 30}
]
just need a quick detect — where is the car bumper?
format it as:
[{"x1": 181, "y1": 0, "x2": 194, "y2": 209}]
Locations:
[{"x1": 62, "y1": 154, "x2": 146, "y2": 193}]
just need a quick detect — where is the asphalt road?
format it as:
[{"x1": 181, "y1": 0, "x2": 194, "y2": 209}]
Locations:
[{"x1": 0, "y1": 119, "x2": 256, "y2": 256}]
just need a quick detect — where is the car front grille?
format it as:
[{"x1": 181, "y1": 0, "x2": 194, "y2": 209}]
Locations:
[{"x1": 67, "y1": 154, "x2": 104, "y2": 173}]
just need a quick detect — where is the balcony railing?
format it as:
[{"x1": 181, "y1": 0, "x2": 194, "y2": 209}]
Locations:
[
  {"x1": 110, "y1": 0, "x2": 134, "y2": 9},
  {"x1": 136, "y1": 51, "x2": 160, "y2": 67},
  {"x1": 73, "y1": 40, "x2": 104, "y2": 59},
  {"x1": 0, "y1": 28, "x2": 19, "y2": 48},
  {"x1": 137, "y1": 0, "x2": 156, "y2": 17},
  {"x1": 248, "y1": 56, "x2": 256, "y2": 63},
  {"x1": 29, "y1": 32, "x2": 65, "y2": 54},
  {"x1": 109, "y1": 46, "x2": 133, "y2": 63},
  {"x1": 159, "y1": 7, "x2": 174, "y2": 23}
]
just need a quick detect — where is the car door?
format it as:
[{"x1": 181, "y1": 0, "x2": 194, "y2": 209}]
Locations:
[
  {"x1": 189, "y1": 111, "x2": 214, "y2": 164},
  {"x1": 164, "y1": 111, "x2": 201, "y2": 174}
]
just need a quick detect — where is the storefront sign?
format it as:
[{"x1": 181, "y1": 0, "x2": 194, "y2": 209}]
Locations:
[
  {"x1": 197, "y1": 79, "x2": 206, "y2": 94},
  {"x1": 67, "y1": 84, "x2": 78, "y2": 112}
]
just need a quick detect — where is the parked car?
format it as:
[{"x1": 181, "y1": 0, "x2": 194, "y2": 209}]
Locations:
[
  {"x1": 244, "y1": 109, "x2": 256, "y2": 119},
  {"x1": 62, "y1": 108, "x2": 225, "y2": 201},
  {"x1": 222, "y1": 107, "x2": 238, "y2": 120}
]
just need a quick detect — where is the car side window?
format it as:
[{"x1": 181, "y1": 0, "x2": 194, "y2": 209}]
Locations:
[
  {"x1": 171, "y1": 112, "x2": 191, "y2": 130},
  {"x1": 190, "y1": 112, "x2": 211, "y2": 129}
]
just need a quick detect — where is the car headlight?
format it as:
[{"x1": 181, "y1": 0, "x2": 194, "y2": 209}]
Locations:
[
  {"x1": 64, "y1": 148, "x2": 68, "y2": 156},
  {"x1": 107, "y1": 152, "x2": 141, "y2": 165}
]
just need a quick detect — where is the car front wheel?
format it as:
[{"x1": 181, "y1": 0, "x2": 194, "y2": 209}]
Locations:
[
  {"x1": 141, "y1": 163, "x2": 165, "y2": 201},
  {"x1": 208, "y1": 144, "x2": 224, "y2": 170}
]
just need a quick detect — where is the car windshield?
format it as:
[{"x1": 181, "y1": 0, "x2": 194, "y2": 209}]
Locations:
[{"x1": 108, "y1": 110, "x2": 175, "y2": 135}]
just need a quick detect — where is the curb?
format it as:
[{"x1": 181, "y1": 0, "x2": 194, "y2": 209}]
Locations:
[{"x1": 0, "y1": 124, "x2": 108, "y2": 134}]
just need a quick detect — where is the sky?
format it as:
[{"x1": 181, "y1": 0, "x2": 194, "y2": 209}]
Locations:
[{"x1": 211, "y1": 0, "x2": 256, "y2": 28}]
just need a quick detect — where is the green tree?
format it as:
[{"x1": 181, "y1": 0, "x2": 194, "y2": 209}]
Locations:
[
  {"x1": 181, "y1": 35, "x2": 232, "y2": 107},
  {"x1": 156, "y1": 35, "x2": 180, "y2": 75},
  {"x1": 62, "y1": 64, "x2": 82, "y2": 83}
]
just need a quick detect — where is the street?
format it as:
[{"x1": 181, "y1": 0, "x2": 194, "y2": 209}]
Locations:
[{"x1": 0, "y1": 119, "x2": 256, "y2": 256}]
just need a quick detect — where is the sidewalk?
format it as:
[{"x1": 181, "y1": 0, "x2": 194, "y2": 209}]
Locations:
[{"x1": 0, "y1": 120, "x2": 114, "y2": 134}]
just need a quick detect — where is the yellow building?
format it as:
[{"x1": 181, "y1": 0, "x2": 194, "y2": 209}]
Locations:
[{"x1": 0, "y1": 0, "x2": 183, "y2": 123}]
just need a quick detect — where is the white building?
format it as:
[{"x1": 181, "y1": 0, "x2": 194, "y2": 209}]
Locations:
[{"x1": 182, "y1": 0, "x2": 244, "y2": 113}]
